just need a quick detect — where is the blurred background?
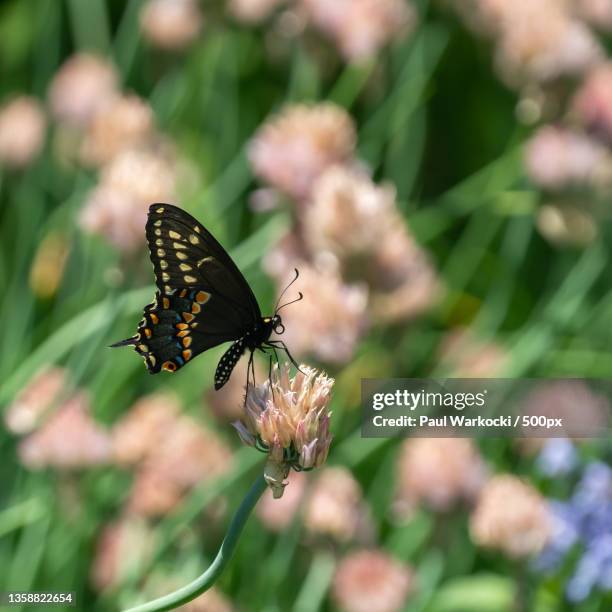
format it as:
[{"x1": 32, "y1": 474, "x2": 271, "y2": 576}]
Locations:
[{"x1": 1, "y1": 0, "x2": 611, "y2": 610}]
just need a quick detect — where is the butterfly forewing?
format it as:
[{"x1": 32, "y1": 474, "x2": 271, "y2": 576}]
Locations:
[{"x1": 112, "y1": 203, "x2": 263, "y2": 377}]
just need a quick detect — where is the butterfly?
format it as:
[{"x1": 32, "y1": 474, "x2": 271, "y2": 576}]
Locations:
[{"x1": 111, "y1": 203, "x2": 302, "y2": 390}]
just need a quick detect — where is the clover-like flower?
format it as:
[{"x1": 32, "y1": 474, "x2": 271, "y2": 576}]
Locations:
[{"x1": 233, "y1": 363, "x2": 333, "y2": 498}]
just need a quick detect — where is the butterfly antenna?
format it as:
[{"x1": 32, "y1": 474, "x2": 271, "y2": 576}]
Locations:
[
  {"x1": 274, "y1": 268, "x2": 300, "y2": 313},
  {"x1": 275, "y1": 292, "x2": 303, "y2": 314}
]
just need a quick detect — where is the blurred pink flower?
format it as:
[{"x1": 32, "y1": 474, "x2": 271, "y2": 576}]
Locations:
[
  {"x1": 256, "y1": 470, "x2": 308, "y2": 531},
  {"x1": 394, "y1": 437, "x2": 487, "y2": 515},
  {"x1": 304, "y1": 466, "x2": 373, "y2": 543},
  {"x1": 524, "y1": 125, "x2": 608, "y2": 189},
  {"x1": 332, "y1": 550, "x2": 415, "y2": 612},
  {"x1": 303, "y1": 165, "x2": 398, "y2": 263},
  {"x1": 91, "y1": 517, "x2": 155, "y2": 591},
  {"x1": 496, "y1": 10, "x2": 601, "y2": 85},
  {"x1": 0, "y1": 96, "x2": 46, "y2": 168},
  {"x1": 19, "y1": 393, "x2": 112, "y2": 469},
  {"x1": 5, "y1": 367, "x2": 68, "y2": 434},
  {"x1": 48, "y1": 54, "x2": 118, "y2": 127},
  {"x1": 112, "y1": 393, "x2": 182, "y2": 465},
  {"x1": 301, "y1": 0, "x2": 416, "y2": 61},
  {"x1": 80, "y1": 147, "x2": 177, "y2": 252},
  {"x1": 127, "y1": 416, "x2": 233, "y2": 516},
  {"x1": 367, "y1": 221, "x2": 440, "y2": 323},
  {"x1": 438, "y1": 329, "x2": 508, "y2": 377},
  {"x1": 248, "y1": 103, "x2": 356, "y2": 200},
  {"x1": 229, "y1": 0, "x2": 286, "y2": 23},
  {"x1": 573, "y1": 62, "x2": 612, "y2": 138},
  {"x1": 267, "y1": 261, "x2": 368, "y2": 363},
  {"x1": 80, "y1": 94, "x2": 155, "y2": 167},
  {"x1": 140, "y1": 0, "x2": 203, "y2": 50},
  {"x1": 574, "y1": 0, "x2": 612, "y2": 31},
  {"x1": 470, "y1": 474, "x2": 551, "y2": 558},
  {"x1": 519, "y1": 380, "x2": 609, "y2": 439}
]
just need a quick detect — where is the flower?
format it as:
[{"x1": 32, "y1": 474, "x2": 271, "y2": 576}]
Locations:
[
  {"x1": 0, "y1": 96, "x2": 46, "y2": 168},
  {"x1": 229, "y1": 0, "x2": 286, "y2": 23},
  {"x1": 18, "y1": 393, "x2": 112, "y2": 469},
  {"x1": 4, "y1": 367, "x2": 68, "y2": 434},
  {"x1": 248, "y1": 103, "x2": 356, "y2": 201},
  {"x1": 536, "y1": 438, "x2": 578, "y2": 477},
  {"x1": 301, "y1": 0, "x2": 416, "y2": 61},
  {"x1": 524, "y1": 125, "x2": 609, "y2": 189},
  {"x1": 80, "y1": 94, "x2": 154, "y2": 167},
  {"x1": 127, "y1": 416, "x2": 234, "y2": 516},
  {"x1": 573, "y1": 62, "x2": 612, "y2": 139},
  {"x1": 48, "y1": 53, "x2": 118, "y2": 127},
  {"x1": 331, "y1": 550, "x2": 415, "y2": 612},
  {"x1": 536, "y1": 461, "x2": 612, "y2": 602},
  {"x1": 112, "y1": 392, "x2": 181, "y2": 465},
  {"x1": 367, "y1": 221, "x2": 440, "y2": 323},
  {"x1": 256, "y1": 470, "x2": 308, "y2": 531},
  {"x1": 575, "y1": 0, "x2": 612, "y2": 31},
  {"x1": 438, "y1": 329, "x2": 508, "y2": 377},
  {"x1": 140, "y1": 0, "x2": 203, "y2": 50},
  {"x1": 304, "y1": 466, "x2": 373, "y2": 542},
  {"x1": 470, "y1": 475, "x2": 551, "y2": 557},
  {"x1": 395, "y1": 437, "x2": 487, "y2": 515},
  {"x1": 91, "y1": 517, "x2": 156, "y2": 591},
  {"x1": 266, "y1": 257, "x2": 368, "y2": 363},
  {"x1": 519, "y1": 380, "x2": 609, "y2": 439},
  {"x1": 80, "y1": 147, "x2": 177, "y2": 252},
  {"x1": 495, "y1": 11, "x2": 601, "y2": 86},
  {"x1": 233, "y1": 363, "x2": 333, "y2": 498},
  {"x1": 303, "y1": 165, "x2": 398, "y2": 264}
]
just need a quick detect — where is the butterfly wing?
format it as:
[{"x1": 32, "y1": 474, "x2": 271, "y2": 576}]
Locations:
[{"x1": 111, "y1": 203, "x2": 261, "y2": 374}]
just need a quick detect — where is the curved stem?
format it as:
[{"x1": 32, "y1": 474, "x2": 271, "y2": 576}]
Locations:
[{"x1": 124, "y1": 474, "x2": 268, "y2": 612}]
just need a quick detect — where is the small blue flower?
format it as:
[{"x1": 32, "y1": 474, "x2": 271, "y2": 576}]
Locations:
[{"x1": 536, "y1": 438, "x2": 577, "y2": 477}]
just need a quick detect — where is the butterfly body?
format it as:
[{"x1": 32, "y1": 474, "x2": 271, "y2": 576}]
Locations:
[{"x1": 111, "y1": 204, "x2": 295, "y2": 390}]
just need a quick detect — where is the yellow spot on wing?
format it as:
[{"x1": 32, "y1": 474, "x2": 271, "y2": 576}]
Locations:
[
  {"x1": 182, "y1": 349, "x2": 192, "y2": 360},
  {"x1": 189, "y1": 234, "x2": 199, "y2": 245},
  {"x1": 174, "y1": 242, "x2": 187, "y2": 250},
  {"x1": 155, "y1": 239, "x2": 163, "y2": 246},
  {"x1": 157, "y1": 249, "x2": 166, "y2": 257},
  {"x1": 177, "y1": 251, "x2": 188, "y2": 261},
  {"x1": 156, "y1": 207, "x2": 165, "y2": 213},
  {"x1": 169, "y1": 230, "x2": 182, "y2": 240},
  {"x1": 182, "y1": 336, "x2": 192, "y2": 348},
  {"x1": 183, "y1": 312, "x2": 195, "y2": 322},
  {"x1": 160, "y1": 260, "x2": 168, "y2": 270},
  {"x1": 179, "y1": 263, "x2": 192, "y2": 271},
  {"x1": 184, "y1": 275, "x2": 197, "y2": 283},
  {"x1": 162, "y1": 272, "x2": 170, "y2": 282},
  {"x1": 155, "y1": 229, "x2": 161, "y2": 236},
  {"x1": 154, "y1": 220, "x2": 162, "y2": 227},
  {"x1": 191, "y1": 303, "x2": 201, "y2": 314}
]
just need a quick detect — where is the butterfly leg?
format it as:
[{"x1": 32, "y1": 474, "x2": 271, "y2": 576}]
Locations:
[
  {"x1": 266, "y1": 340, "x2": 305, "y2": 374},
  {"x1": 244, "y1": 350, "x2": 255, "y2": 406}
]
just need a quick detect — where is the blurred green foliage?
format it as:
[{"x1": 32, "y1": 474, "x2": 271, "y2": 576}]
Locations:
[{"x1": 0, "y1": 1, "x2": 611, "y2": 611}]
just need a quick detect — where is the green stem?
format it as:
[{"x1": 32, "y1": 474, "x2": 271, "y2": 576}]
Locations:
[{"x1": 124, "y1": 474, "x2": 268, "y2": 612}]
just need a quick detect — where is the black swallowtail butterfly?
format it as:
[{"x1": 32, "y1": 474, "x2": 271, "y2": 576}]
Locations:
[{"x1": 111, "y1": 203, "x2": 302, "y2": 390}]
